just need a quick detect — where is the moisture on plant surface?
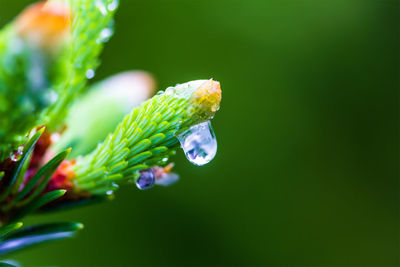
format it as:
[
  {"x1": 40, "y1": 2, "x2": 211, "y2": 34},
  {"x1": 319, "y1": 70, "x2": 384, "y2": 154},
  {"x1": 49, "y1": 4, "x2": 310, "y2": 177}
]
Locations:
[{"x1": 0, "y1": 0, "x2": 222, "y2": 264}]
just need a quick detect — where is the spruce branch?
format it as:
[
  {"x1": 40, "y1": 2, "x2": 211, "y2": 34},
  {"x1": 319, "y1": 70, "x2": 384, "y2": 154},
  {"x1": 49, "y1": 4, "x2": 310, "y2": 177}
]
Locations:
[
  {"x1": 73, "y1": 79, "x2": 221, "y2": 194},
  {"x1": 52, "y1": 71, "x2": 155, "y2": 158}
]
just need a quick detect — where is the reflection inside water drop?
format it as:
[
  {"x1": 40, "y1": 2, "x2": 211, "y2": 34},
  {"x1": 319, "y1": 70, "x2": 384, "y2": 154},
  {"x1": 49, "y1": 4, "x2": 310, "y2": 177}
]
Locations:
[
  {"x1": 177, "y1": 121, "x2": 217, "y2": 166},
  {"x1": 10, "y1": 147, "x2": 23, "y2": 162}
]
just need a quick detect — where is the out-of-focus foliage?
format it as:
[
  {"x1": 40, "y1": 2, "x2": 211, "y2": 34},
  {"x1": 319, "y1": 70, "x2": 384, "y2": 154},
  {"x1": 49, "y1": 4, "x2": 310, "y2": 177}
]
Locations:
[
  {"x1": 0, "y1": 222, "x2": 82, "y2": 256},
  {"x1": 52, "y1": 71, "x2": 155, "y2": 157},
  {"x1": 0, "y1": 25, "x2": 56, "y2": 160}
]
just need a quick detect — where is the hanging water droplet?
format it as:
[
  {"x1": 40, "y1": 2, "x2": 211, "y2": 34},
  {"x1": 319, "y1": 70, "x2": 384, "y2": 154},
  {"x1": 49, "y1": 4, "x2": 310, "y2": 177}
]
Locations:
[
  {"x1": 86, "y1": 69, "x2": 95, "y2": 79},
  {"x1": 177, "y1": 120, "x2": 217, "y2": 166},
  {"x1": 97, "y1": 27, "x2": 113, "y2": 43},
  {"x1": 135, "y1": 169, "x2": 155, "y2": 190}
]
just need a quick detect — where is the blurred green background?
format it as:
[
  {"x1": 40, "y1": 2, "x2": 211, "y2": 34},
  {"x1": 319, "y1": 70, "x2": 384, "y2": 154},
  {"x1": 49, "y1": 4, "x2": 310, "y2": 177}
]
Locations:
[{"x1": 0, "y1": 0, "x2": 398, "y2": 266}]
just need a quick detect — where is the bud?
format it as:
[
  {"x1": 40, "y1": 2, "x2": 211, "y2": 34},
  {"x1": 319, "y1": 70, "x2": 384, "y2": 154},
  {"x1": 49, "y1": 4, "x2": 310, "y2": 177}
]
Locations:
[
  {"x1": 189, "y1": 79, "x2": 222, "y2": 122},
  {"x1": 165, "y1": 79, "x2": 222, "y2": 124},
  {"x1": 15, "y1": 1, "x2": 71, "y2": 53}
]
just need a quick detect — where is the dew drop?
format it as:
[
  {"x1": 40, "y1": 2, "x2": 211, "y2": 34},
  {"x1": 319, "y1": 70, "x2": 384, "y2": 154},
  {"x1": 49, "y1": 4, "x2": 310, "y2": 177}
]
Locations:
[
  {"x1": 135, "y1": 169, "x2": 155, "y2": 190},
  {"x1": 177, "y1": 120, "x2": 217, "y2": 166},
  {"x1": 10, "y1": 154, "x2": 18, "y2": 162},
  {"x1": 97, "y1": 27, "x2": 114, "y2": 43},
  {"x1": 96, "y1": 0, "x2": 108, "y2": 16},
  {"x1": 10, "y1": 147, "x2": 23, "y2": 162},
  {"x1": 165, "y1": 87, "x2": 175, "y2": 95},
  {"x1": 107, "y1": 0, "x2": 118, "y2": 11},
  {"x1": 86, "y1": 69, "x2": 95, "y2": 79}
]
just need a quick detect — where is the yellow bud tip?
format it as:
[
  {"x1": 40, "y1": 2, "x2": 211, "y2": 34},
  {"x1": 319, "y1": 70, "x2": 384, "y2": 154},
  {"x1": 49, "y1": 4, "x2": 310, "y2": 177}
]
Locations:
[
  {"x1": 15, "y1": 1, "x2": 71, "y2": 52},
  {"x1": 190, "y1": 79, "x2": 222, "y2": 121}
]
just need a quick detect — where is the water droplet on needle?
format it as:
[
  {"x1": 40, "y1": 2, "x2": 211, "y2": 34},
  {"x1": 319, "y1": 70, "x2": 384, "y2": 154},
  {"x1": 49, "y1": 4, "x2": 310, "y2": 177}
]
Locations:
[
  {"x1": 86, "y1": 69, "x2": 95, "y2": 79},
  {"x1": 10, "y1": 147, "x2": 23, "y2": 162},
  {"x1": 136, "y1": 169, "x2": 155, "y2": 190},
  {"x1": 177, "y1": 121, "x2": 217, "y2": 166}
]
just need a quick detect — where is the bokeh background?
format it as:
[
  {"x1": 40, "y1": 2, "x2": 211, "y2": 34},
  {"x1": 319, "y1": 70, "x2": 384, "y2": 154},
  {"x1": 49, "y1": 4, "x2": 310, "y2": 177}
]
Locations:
[{"x1": 0, "y1": 0, "x2": 398, "y2": 266}]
